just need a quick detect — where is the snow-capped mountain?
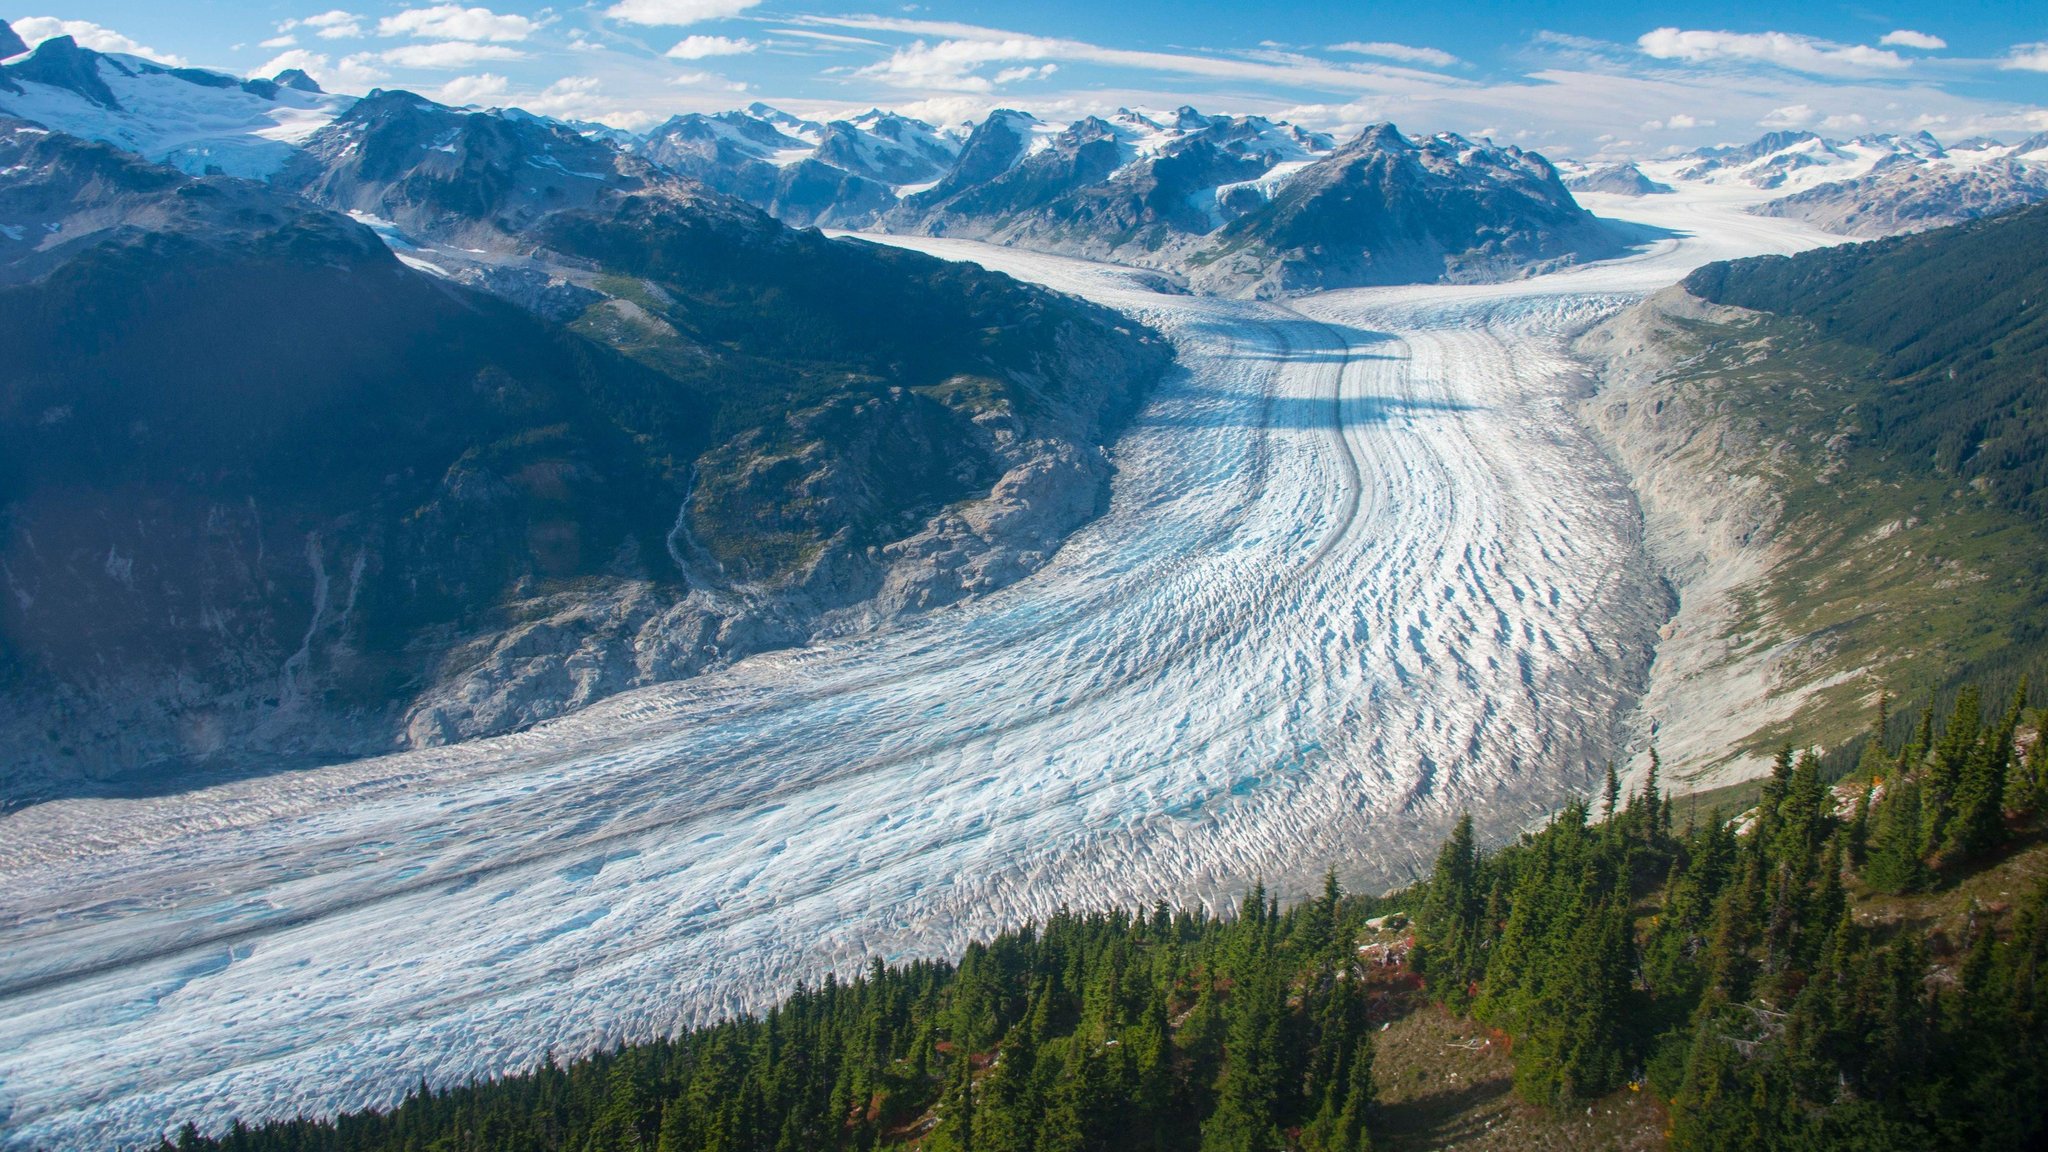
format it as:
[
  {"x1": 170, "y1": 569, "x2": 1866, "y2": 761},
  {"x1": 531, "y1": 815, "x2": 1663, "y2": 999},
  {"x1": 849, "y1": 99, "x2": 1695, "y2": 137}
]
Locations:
[
  {"x1": 1602, "y1": 128, "x2": 2048, "y2": 238},
  {"x1": 886, "y1": 106, "x2": 1338, "y2": 251},
  {"x1": 624, "y1": 101, "x2": 1338, "y2": 258},
  {"x1": 631, "y1": 103, "x2": 937, "y2": 227},
  {"x1": 0, "y1": 27, "x2": 350, "y2": 178}
]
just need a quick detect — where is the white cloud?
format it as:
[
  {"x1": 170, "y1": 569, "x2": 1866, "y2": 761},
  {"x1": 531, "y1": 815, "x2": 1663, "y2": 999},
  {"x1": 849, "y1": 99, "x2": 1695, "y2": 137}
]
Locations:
[
  {"x1": 2003, "y1": 43, "x2": 2048, "y2": 73},
  {"x1": 814, "y1": 16, "x2": 1463, "y2": 95},
  {"x1": 438, "y1": 72, "x2": 508, "y2": 104},
  {"x1": 280, "y1": 10, "x2": 364, "y2": 40},
  {"x1": 1880, "y1": 30, "x2": 1946, "y2": 51},
  {"x1": 1328, "y1": 41, "x2": 1459, "y2": 68},
  {"x1": 378, "y1": 41, "x2": 527, "y2": 68},
  {"x1": 1637, "y1": 27, "x2": 1907, "y2": 75},
  {"x1": 512, "y1": 75, "x2": 658, "y2": 129},
  {"x1": 1759, "y1": 103, "x2": 1819, "y2": 129},
  {"x1": 991, "y1": 63, "x2": 1057, "y2": 85},
  {"x1": 251, "y1": 48, "x2": 386, "y2": 91},
  {"x1": 603, "y1": 0, "x2": 760, "y2": 27},
  {"x1": 377, "y1": 5, "x2": 538, "y2": 42},
  {"x1": 771, "y1": 28, "x2": 886, "y2": 49},
  {"x1": 1666, "y1": 112, "x2": 1711, "y2": 129},
  {"x1": 260, "y1": 34, "x2": 299, "y2": 49},
  {"x1": 253, "y1": 48, "x2": 326, "y2": 78},
  {"x1": 8, "y1": 17, "x2": 186, "y2": 64},
  {"x1": 665, "y1": 35, "x2": 755, "y2": 59}
]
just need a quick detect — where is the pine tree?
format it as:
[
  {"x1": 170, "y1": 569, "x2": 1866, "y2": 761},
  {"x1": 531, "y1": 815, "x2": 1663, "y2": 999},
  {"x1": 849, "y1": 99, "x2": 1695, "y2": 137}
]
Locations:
[
  {"x1": 1863, "y1": 775, "x2": 1931, "y2": 894},
  {"x1": 1414, "y1": 813, "x2": 1483, "y2": 1007}
]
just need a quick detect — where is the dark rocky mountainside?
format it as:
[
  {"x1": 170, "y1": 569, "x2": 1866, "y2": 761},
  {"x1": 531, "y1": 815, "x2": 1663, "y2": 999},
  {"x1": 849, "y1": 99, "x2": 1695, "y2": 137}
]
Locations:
[
  {"x1": 1190, "y1": 124, "x2": 1621, "y2": 296},
  {"x1": 0, "y1": 121, "x2": 1168, "y2": 800}
]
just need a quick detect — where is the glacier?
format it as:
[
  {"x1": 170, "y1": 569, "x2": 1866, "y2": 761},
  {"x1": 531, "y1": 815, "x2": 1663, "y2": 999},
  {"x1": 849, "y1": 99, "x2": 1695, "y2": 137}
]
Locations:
[{"x1": 0, "y1": 188, "x2": 1836, "y2": 1149}]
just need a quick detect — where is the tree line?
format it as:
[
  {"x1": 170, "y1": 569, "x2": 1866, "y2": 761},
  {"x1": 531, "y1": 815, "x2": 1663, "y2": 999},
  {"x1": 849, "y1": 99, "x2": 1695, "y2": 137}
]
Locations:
[{"x1": 159, "y1": 684, "x2": 2046, "y2": 1152}]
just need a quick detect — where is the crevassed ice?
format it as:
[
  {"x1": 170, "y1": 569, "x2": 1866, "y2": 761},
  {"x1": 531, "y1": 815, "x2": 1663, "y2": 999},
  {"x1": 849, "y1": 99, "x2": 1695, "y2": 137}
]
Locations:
[{"x1": 0, "y1": 188, "x2": 1837, "y2": 1150}]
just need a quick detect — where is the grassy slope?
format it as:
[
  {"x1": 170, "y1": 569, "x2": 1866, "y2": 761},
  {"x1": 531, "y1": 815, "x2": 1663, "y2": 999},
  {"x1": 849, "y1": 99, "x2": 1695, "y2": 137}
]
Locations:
[{"x1": 1628, "y1": 203, "x2": 2048, "y2": 767}]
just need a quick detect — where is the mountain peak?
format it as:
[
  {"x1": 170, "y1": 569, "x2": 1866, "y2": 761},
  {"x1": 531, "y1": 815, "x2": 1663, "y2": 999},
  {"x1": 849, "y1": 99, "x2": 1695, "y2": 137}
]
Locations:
[
  {"x1": 5, "y1": 34, "x2": 121, "y2": 110},
  {"x1": 0, "y1": 19, "x2": 27, "y2": 60},
  {"x1": 1348, "y1": 121, "x2": 1412, "y2": 151},
  {"x1": 274, "y1": 67, "x2": 322, "y2": 94}
]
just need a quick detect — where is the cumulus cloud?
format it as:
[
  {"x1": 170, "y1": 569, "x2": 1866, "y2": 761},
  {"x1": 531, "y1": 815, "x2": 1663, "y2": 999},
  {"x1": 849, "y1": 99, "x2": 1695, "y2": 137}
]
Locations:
[
  {"x1": 1328, "y1": 41, "x2": 1459, "y2": 68},
  {"x1": 377, "y1": 5, "x2": 538, "y2": 42},
  {"x1": 665, "y1": 35, "x2": 755, "y2": 59},
  {"x1": 1759, "y1": 103, "x2": 1819, "y2": 129},
  {"x1": 2003, "y1": 43, "x2": 2048, "y2": 73},
  {"x1": 1637, "y1": 27, "x2": 1907, "y2": 75},
  {"x1": 378, "y1": 41, "x2": 527, "y2": 68},
  {"x1": 279, "y1": 11, "x2": 364, "y2": 40},
  {"x1": 8, "y1": 17, "x2": 185, "y2": 64},
  {"x1": 604, "y1": 0, "x2": 760, "y2": 27},
  {"x1": 253, "y1": 48, "x2": 327, "y2": 78},
  {"x1": 260, "y1": 35, "x2": 298, "y2": 49},
  {"x1": 1880, "y1": 30, "x2": 1946, "y2": 51},
  {"x1": 512, "y1": 75, "x2": 658, "y2": 129},
  {"x1": 251, "y1": 48, "x2": 386, "y2": 91},
  {"x1": 438, "y1": 72, "x2": 508, "y2": 104}
]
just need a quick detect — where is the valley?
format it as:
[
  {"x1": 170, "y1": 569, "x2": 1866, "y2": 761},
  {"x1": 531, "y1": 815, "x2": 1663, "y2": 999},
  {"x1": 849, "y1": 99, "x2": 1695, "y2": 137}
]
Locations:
[{"x1": 0, "y1": 189, "x2": 1829, "y2": 1149}]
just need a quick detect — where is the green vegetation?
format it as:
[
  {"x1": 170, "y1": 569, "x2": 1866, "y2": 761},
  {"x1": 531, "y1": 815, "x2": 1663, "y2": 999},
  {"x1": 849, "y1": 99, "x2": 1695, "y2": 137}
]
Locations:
[
  {"x1": 162, "y1": 877, "x2": 1395, "y2": 1152},
  {"x1": 1410, "y1": 685, "x2": 2048, "y2": 1150},
  {"x1": 542, "y1": 199, "x2": 1168, "y2": 584},
  {"x1": 161, "y1": 682, "x2": 2046, "y2": 1152},
  {"x1": 1632, "y1": 202, "x2": 2048, "y2": 763}
]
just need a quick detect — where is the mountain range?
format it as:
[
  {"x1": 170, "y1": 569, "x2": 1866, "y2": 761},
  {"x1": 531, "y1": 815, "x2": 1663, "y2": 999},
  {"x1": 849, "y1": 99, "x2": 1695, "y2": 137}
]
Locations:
[
  {"x1": 1568, "y1": 128, "x2": 2048, "y2": 236},
  {"x1": 0, "y1": 28, "x2": 1624, "y2": 298}
]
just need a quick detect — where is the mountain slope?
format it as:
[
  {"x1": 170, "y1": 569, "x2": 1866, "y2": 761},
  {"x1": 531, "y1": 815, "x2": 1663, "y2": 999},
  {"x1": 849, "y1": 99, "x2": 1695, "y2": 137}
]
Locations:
[
  {"x1": 0, "y1": 32, "x2": 350, "y2": 177},
  {"x1": 0, "y1": 123, "x2": 1168, "y2": 799},
  {"x1": 1752, "y1": 158, "x2": 2048, "y2": 237},
  {"x1": 1637, "y1": 129, "x2": 2048, "y2": 239},
  {"x1": 1192, "y1": 124, "x2": 1620, "y2": 296},
  {"x1": 1578, "y1": 202, "x2": 2048, "y2": 786},
  {"x1": 890, "y1": 107, "x2": 1336, "y2": 262}
]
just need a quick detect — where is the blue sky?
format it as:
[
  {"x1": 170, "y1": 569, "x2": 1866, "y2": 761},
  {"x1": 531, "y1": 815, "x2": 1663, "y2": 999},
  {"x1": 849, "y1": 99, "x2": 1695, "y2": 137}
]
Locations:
[{"x1": 9, "y1": 2, "x2": 2046, "y2": 155}]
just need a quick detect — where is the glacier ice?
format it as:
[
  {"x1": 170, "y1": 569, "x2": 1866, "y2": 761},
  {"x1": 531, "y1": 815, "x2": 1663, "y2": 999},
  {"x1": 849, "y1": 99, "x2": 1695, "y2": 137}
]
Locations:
[{"x1": 0, "y1": 190, "x2": 1838, "y2": 1149}]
